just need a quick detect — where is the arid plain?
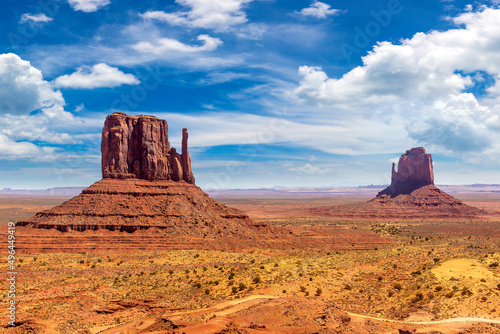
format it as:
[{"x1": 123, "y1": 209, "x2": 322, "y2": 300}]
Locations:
[{"x1": 1, "y1": 188, "x2": 500, "y2": 334}]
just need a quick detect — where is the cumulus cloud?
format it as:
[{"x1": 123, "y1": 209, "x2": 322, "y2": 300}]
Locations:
[
  {"x1": 54, "y1": 63, "x2": 140, "y2": 89},
  {"x1": 19, "y1": 13, "x2": 54, "y2": 24},
  {"x1": 298, "y1": 1, "x2": 341, "y2": 19},
  {"x1": 141, "y1": 0, "x2": 253, "y2": 31},
  {"x1": 0, "y1": 134, "x2": 58, "y2": 161},
  {"x1": 0, "y1": 53, "x2": 81, "y2": 160},
  {"x1": 291, "y1": 7, "x2": 500, "y2": 155},
  {"x1": 67, "y1": 0, "x2": 110, "y2": 12},
  {"x1": 0, "y1": 53, "x2": 65, "y2": 117},
  {"x1": 133, "y1": 35, "x2": 223, "y2": 54}
]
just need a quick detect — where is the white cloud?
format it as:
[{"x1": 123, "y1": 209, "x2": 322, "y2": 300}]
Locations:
[
  {"x1": 0, "y1": 134, "x2": 58, "y2": 160},
  {"x1": 291, "y1": 7, "x2": 500, "y2": 155},
  {"x1": 154, "y1": 111, "x2": 411, "y2": 156},
  {"x1": 298, "y1": 1, "x2": 340, "y2": 19},
  {"x1": 0, "y1": 53, "x2": 65, "y2": 117},
  {"x1": 198, "y1": 71, "x2": 249, "y2": 85},
  {"x1": 141, "y1": 0, "x2": 253, "y2": 31},
  {"x1": 288, "y1": 163, "x2": 332, "y2": 174},
  {"x1": 54, "y1": 63, "x2": 140, "y2": 89},
  {"x1": 19, "y1": 13, "x2": 54, "y2": 24},
  {"x1": 0, "y1": 53, "x2": 83, "y2": 160},
  {"x1": 67, "y1": 0, "x2": 110, "y2": 12},
  {"x1": 75, "y1": 103, "x2": 84, "y2": 112},
  {"x1": 133, "y1": 35, "x2": 223, "y2": 54},
  {"x1": 236, "y1": 23, "x2": 267, "y2": 40}
]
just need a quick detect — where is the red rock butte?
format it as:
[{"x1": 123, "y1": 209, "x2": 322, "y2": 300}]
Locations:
[
  {"x1": 101, "y1": 112, "x2": 195, "y2": 183},
  {"x1": 309, "y1": 147, "x2": 483, "y2": 219},
  {"x1": 378, "y1": 147, "x2": 434, "y2": 197},
  {"x1": 17, "y1": 113, "x2": 270, "y2": 245},
  {"x1": 367, "y1": 147, "x2": 482, "y2": 214}
]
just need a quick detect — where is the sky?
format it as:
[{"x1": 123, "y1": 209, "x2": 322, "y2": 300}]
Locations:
[{"x1": 2, "y1": 0, "x2": 500, "y2": 190}]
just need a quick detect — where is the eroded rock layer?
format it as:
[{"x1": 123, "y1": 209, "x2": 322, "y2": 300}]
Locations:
[
  {"x1": 309, "y1": 147, "x2": 483, "y2": 219},
  {"x1": 17, "y1": 113, "x2": 274, "y2": 244},
  {"x1": 309, "y1": 184, "x2": 483, "y2": 219},
  {"x1": 17, "y1": 178, "x2": 269, "y2": 235}
]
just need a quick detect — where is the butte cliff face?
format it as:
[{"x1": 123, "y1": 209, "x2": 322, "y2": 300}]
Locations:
[
  {"x1": 17, "y1": 113, "x2": 270, "y2": 247},
  {"x1": 378, "y1": 147, "x2": 434, "y2": 197},
  {"x1": 101, "y1": 112, "x2": 194, "y2": 184},
  {"x1": 309, "y1": 147, "x2": 483, "y2": 219},
  {"x1": 369, "y1": 147, "x2": 482, "y2": 215}
]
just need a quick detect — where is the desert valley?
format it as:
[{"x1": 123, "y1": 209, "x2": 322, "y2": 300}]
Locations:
[{"x1": 0, "y1": 113, "x2": 499, "y2": 334}]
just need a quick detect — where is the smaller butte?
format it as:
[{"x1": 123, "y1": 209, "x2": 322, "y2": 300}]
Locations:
[{"x1": 310, "y1": 147, "x2": 483, "y2": 219}]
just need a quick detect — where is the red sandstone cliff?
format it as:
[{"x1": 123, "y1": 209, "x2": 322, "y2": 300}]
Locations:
[
  {"x1": 101, "y1": 112, "x2": 194, "y2": 184},
  {"x1": 378, "y1": 147, "x2": 434, "y2": 197},
  {"x1": 17, "y1": 112, "x2": 272, "y2": 238}
]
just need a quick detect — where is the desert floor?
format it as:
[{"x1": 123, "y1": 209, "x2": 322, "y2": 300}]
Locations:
[{"x1": 0, "y1": 193, "x2": 499, "y2": 333}]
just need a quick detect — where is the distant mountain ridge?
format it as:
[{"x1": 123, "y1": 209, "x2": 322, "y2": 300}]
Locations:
[
  {"x1": 3, "y1": 184, "x2": 500, "y2": 197},
  {"x1": 0, "y1": 187, "x2": 86, "y2": 196}
]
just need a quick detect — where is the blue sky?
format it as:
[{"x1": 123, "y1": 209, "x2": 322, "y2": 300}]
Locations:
[{"x1": 2, "y1": 0, "x2": 500, "y2": 190}]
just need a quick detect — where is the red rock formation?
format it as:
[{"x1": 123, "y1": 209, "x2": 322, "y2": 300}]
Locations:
[
  {"x1": 308, "y1": 147, "x2": 483, "y2": 219},
  {"x1": 378, "y1": 147, "x2": 434, "y2": 197},
  {"x1": 17, "y1": 112, "x2": 272, "y2": 245},
  {"x1": 17, "y1": 178, "x2": 267, "y2": 235},
  {"x1": 101, "y1": 112, "x2": 195, "y2": 184},
  {"x1": 181, "y1": 128, "x2": 195, "y2": 184}
]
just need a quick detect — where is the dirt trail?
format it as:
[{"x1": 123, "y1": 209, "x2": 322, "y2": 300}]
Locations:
[
  {"x1": 168, "y1": 294, "x2": 278, "y2": 317},
  {"x1": 347, "y1": 312, "x2": 500, "y2": 325},
  {"x1": 98, "y1": 295, "x2": 500, "y2": 333},
  {"x1": 98, "y1": 295, "x2": 277, "y2": 334}
]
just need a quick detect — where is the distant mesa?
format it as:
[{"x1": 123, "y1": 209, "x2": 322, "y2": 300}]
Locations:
[{"x1": 17, "y1": 112, "x2": 270, "y2": 246}]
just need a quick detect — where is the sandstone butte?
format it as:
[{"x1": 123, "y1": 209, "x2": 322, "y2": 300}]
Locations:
[
  {"x1": 371, "y1": 147, "x2": 480, "y2": 211},
  {"x1": 310, "y1": 147, "x2": 483, "y2": 219},
  {"x1": 17, "y1": 112, "x2": 271, "y2": 240}
]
